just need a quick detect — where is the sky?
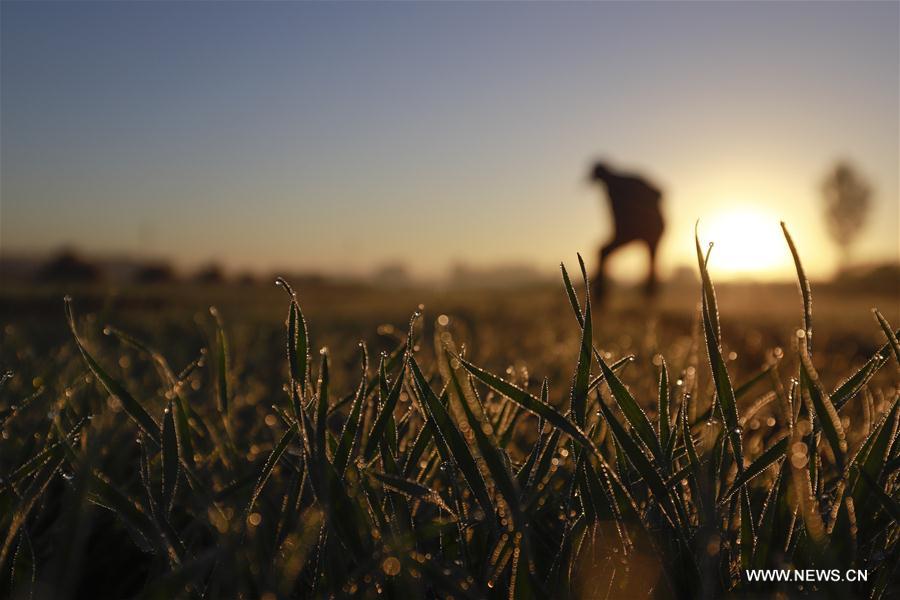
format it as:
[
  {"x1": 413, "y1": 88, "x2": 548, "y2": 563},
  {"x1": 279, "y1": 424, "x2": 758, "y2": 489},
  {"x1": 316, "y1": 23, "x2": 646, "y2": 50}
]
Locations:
[{"x1": 2, "y1": 1, "x2": 898, "y2": 281}]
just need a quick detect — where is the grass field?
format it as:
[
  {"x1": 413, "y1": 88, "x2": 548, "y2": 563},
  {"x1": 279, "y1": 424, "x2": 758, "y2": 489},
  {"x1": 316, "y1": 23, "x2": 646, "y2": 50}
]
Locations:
[{"x1": 1, "y1": 226, "x2": 898, "y2": 599}]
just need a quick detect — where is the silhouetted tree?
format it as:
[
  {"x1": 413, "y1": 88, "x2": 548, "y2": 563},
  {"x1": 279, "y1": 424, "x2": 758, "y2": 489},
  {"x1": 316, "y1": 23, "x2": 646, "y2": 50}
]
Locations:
[
  {"x1": 821, "y1": 161, "x2": 871, "y2": 265},
  {"x1": 193, "y1": 263, "x2": 226, "y2": 284},
  {"x1": 235, "y1": 271, "x2": 258, "y2": 286},
  {"x1": 135, "y1": 261, "x2": 176, "y2": 284},
  {"x1": 38, "y1": 250, "x2": 102, "y2": 282}
]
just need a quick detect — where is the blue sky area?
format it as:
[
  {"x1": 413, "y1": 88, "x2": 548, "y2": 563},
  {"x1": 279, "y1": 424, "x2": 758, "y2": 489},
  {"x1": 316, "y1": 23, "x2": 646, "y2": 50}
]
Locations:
[{"x1": 2, "y1": 2, "x2": 897, "y2": 279}]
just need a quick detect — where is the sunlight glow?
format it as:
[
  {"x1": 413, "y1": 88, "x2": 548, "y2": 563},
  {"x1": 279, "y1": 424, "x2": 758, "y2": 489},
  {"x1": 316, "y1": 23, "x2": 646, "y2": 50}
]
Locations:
[{"x1": 703, "y1": 207, "x2": 790, "y2": 278}]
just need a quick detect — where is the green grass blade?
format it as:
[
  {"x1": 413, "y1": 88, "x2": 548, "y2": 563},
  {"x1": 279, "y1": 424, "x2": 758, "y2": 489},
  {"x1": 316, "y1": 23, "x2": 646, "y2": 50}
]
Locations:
[
  {"x1": 856, "y1": 466, "x2": 900, "y2": 524},
  {"x1": 695, "y1": 225, "x2": 744, "y2": 473},
  {"x1": 65, "y1": 299, "x2": 161, "y2": 446},
  {"x1": 315, "y1": 350, "x2": 330, "y2": 462},
  {"x1": 161, "y1": 401, "x2": 180, "y2": 514},
  {"x1": 523, "y1": 428, "x2": 560, "y2": 506},
  {"x1": 409, "y1": 357, "x2": 495, "y2": 524},
  {"x1": 681, "y1": 392, "x2": 704, "y2": 517},
  {"x1": 363, "y1": 358, "x2": 406, "y2": 462},
  {"x1": 852, "y1": 398, "x2": 899, "y2": 511},
  {"x1": 402, "y1": 418, "x2": 434, "y2": 478},
  {"x1": 667, "y1": 391, "x2": 684, "y2": 462},
  {"x1": 560, "y1": 261, "x2": 583, "y2": 326},
  {"x1": 445, "y1": 350, "x2": 522, "y2": 524},
  {"x1": 5, "y1": 418, "x2": 86, "y2": 487},
  {"x1": 752, "y1": 461, "x2": 788, "y2": 569},
  {"x1": 596, "y1": 390, "x2": 679, "y2": 528},
  {"x1": 516, "y1": 405, "x2": 545, "y2": 490},
  {"x1": 718, "y1": 435, "x2": 788, "y2": 504},
  {"x1": 587, "y1": 354, "x2": 634, "y2": 394},
  {"x1": 799, "y1": 347, "x2": 847, "y2": 472},
  {"x1": 0, "y1": 455, "x2": 64, "y2": 571},
  {"x1": 368, "y1": 470, "x2": 455, "y2": 516},
  {"x1": 333, "y1": 349, "x2": 368, "y2": 477},
  {"x1": 458, "y1": 355, "x2": 595, "y2": 453},
  {"x1": 831, "y1": 335, "x2": 895, "y2": 410},
  {"x1": 276, "y1": 278, "x2": 310, "y2": 395},
  {"x1": 569, "y1": 257, "x2": 593, "y2": 428},
  {"x1": 87, "y1": 471, "x2": 168, "y2": 557},
  {"x1": 597, "y1": 351, "x2": 664, "y2": 463},
  {"x1": 9, "y1": 530, "x2": 35, "y2": 600},
  {"x1": 740, "y1": 488, "x2": 755, "y2": 568},
  {"x1": 209, "y1": 307, "x2": 231, "y2": 417},
  {"x1": 101, "y1": 326, "x2": 201, "y2": 468},
  {"x1": 873, "y1": 309, "x2": 900, "y2": 368},
  {"x1": 657, "y1": 357, "x2": 671, "y2": 456},
  {"x1": 695, "y1": 222, "x2": 721, "y2": 337},
  {"x1": 780, "y1": 222, "x2": 813, "y2": 351},
  {"x1": 247, "y1": 426, "x2": 297, "y2": 514}
]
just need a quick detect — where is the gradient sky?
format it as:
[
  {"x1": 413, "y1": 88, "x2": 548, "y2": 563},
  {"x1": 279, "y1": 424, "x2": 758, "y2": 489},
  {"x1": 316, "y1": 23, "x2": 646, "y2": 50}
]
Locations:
[{"x1": 2, "y1": 1, "x2": 898, "y2": 280}]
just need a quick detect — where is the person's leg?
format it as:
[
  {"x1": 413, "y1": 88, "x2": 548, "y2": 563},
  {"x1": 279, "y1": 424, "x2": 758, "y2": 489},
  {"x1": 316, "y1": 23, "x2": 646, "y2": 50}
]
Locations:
[
  {"x1": 592, "y1": 236, "x2": 626, "y2": 298},
  {"x1": 644, "y1": 238, "x2": 659, "y2": 296}
]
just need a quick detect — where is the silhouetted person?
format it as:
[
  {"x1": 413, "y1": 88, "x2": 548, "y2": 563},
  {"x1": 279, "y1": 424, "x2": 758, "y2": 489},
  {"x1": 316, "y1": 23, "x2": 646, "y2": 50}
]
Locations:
[{"x1": 589, "y1": 161, "x2": 664, "y2": 298}]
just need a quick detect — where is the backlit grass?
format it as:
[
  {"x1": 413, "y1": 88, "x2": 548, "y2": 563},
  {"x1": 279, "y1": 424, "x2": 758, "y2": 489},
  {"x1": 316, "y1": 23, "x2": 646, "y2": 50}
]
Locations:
[{"x1": 1, "y1": 223, "x2": 898, "y2": 599}]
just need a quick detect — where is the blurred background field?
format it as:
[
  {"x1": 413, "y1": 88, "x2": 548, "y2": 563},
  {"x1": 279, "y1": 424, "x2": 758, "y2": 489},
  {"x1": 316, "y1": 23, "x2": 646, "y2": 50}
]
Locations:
[
  {"x1": 1, "y1": 261, "x2": 898, "y2": 597},
  {"x1": 3, "y1": 271, "x2": 897, "y2": 414}
]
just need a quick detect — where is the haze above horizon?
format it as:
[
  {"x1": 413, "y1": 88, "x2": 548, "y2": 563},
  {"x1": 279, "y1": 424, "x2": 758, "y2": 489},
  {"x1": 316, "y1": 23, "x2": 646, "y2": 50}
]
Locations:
[{"x1": 2, "y1": 2, "x2": 898, "y2": 281}]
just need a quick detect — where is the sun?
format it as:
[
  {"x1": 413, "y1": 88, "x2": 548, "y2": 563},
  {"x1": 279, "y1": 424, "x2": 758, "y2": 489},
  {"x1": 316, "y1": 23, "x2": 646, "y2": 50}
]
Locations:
[{"x1": 702, "y1": 207, "x2": 789, "y2": 278}]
